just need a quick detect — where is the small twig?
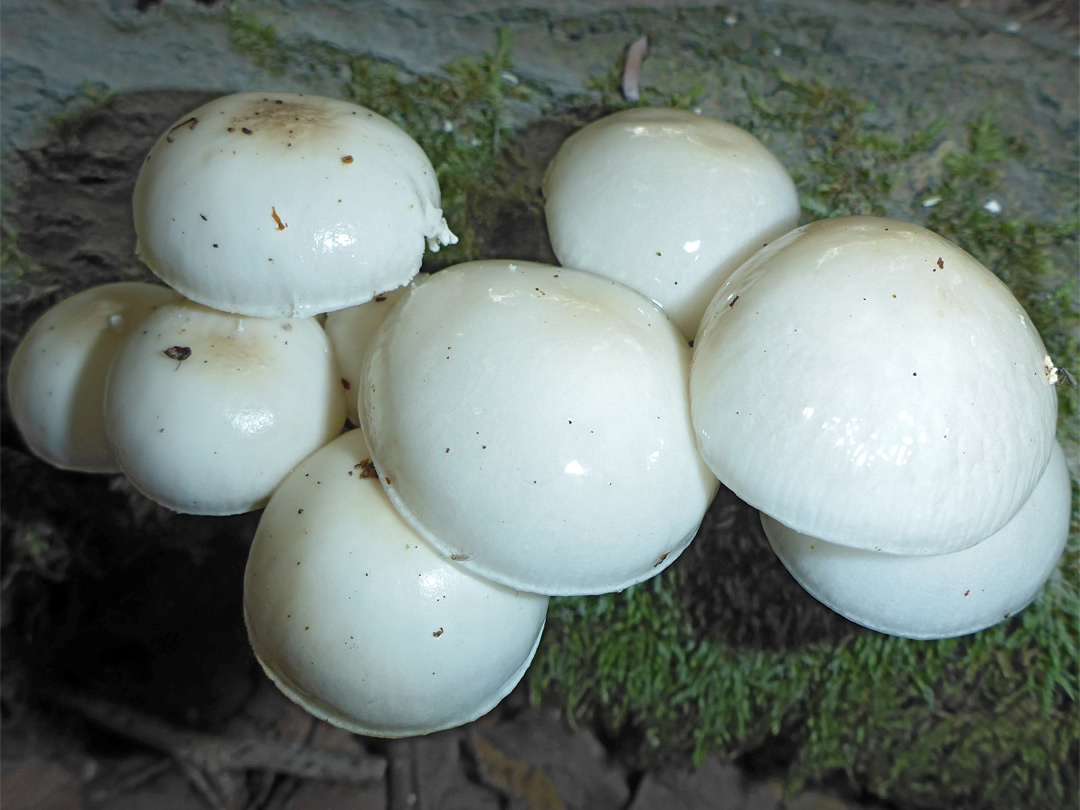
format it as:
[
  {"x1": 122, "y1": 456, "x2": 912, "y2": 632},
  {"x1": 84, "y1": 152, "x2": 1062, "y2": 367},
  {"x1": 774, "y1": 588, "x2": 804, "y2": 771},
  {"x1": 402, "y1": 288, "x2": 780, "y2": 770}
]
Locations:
[
  {"x1": 1019, "y1": 0, "x2": 1061, "y2": 22},
  {"x1": 176, "y1": 759, "x2": 234, "y2": 810},
  {"x1": 47, "y1": 689, "x2": 387, "y2": 785},
  {"x1": 622, "y1": 36, "x2": 648, "y2": 102},
  {"x1": 89, "y1": 758, "x2": 173, "y2": 805},
  {"x1": 386, "y1": 737, "x2": 418, "y2": 810}
]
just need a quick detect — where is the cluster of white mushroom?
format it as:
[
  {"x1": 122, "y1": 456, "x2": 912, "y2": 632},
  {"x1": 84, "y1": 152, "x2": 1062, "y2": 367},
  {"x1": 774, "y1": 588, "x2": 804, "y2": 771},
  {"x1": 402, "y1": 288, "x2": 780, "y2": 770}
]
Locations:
[
  {"x1": 545, "y1": 108, "x2": 1069, "y2": 640},
  {"x1": 8, "y1": 94, "x2": 1069, "y2": 737}
]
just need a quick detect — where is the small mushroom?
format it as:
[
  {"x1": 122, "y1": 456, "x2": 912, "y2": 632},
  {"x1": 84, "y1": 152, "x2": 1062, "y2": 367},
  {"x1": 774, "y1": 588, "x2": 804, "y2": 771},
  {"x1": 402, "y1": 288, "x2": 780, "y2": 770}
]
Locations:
[
  {"x1": 542, "y1": 107, "x2": 800, "y2": 338},
  {"x1": 360, "y1": 260, "x2": 719, "y2": 596},
  {"x1": 244, "y1": 428, "x2": 549, "y2": 737},
  {"x1": 132, "y1": 92, "x2": 456, "y2": 318},
  {"x1": 7, "y1": 282, "x2": 177, "y2": 472},
  {"x1": 690, "y1": 216, "x2": 1058, "y2": 554},
  {"x1": 103, "y1": 298, "x2": 346, "y2": 515},
  {"x1": 761, "y1": 442, "x2": 1071, "y2": 639},
  {"x1": 324, "y1": 273, "x2": 428, "y2": 425}
]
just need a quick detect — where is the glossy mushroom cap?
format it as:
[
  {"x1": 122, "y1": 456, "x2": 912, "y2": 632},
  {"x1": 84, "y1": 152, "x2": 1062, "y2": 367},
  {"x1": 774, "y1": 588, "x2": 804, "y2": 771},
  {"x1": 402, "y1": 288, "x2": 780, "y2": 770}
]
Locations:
[
  {"x1": 361, "y1": 260, "x2": 719, "y2": 596},
  {"x1": 543, "y1": 107, "x2": 799, "y2": 338},
  {"x1": 133, "y1": 92, "x2": 456, "y2": 317},
  {"x1": 761, "y1": 442, "x2": 1072, "y2": 639},
  {"x1": 244, "y1": 428, "x2": 549, "y2": 737},
  {"x1": 7, "y1": 282, "x2": 177, "y2": 472},
  {"x1": 324, "y1": 273, "x2": 427, "y2": 425},
  {"x1": 690, "y1": 216, "x2": 1058, "y2": 554},
  {"x1": 104, "y1": 298, "x2": 347, "y2": 515}
]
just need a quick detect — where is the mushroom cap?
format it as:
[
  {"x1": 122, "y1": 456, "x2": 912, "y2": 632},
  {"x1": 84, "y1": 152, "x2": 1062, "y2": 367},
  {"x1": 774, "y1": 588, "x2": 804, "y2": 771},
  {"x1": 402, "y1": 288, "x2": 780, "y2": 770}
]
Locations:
[
  {"x1": 690, "y1": 216, "x2": 1058, "y2": 554},
  {"x1": 133, "y1": 92, "x2": 456, "y2": 318},
  {"x1": 323, "y1": 273, "x2": 427, "y2": 425},
  {"x1": 761, "y1": 441, "x2": 1072, "y2": 640},
  {"x1": 542, "y1": 107, "x2": 799, "y2": 338},
  {"x1": 7, "y1": 282, "x2": 177, "y2": 472},
  {"x1": 360, "y1": 260, "x2": 719, "y2": 596},
  {"x1": 244, "y1": 428, "x2": 549, "y2": 737},
  {"x1": 103, "y1": 298, "x2": 346, "y2": 515}
]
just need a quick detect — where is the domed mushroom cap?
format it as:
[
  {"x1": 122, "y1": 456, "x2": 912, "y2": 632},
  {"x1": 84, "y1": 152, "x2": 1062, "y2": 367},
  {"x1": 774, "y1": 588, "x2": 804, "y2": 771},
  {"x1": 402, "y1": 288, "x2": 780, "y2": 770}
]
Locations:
[
  {"x1": 542, "y1": 107, "x2": 799, "y2": 338},
  {"x1": 361, "y1": 261, "x2": 719, "y2": 596},
  {"x1": 103, "y1": 298, "x2": 347, "y2": 515},
  {"x1": 244, "y1": 428, "x2": 549, "y2": 737},
  {"x1": 133, "y1": 92, "x2": 456, "y2": 318},
  {"x1": 761, "y1": 441, "x2": 1072, "y2": 640},
  {"x1": 690, "y1": 216, "x2": 1058, "y2": 554},
  {"x1": 7, "y1": 282, "x2": 177, "y2": 473},
  {"x1": 324, "y1": 273, "x2": 427, "y2": 425}
]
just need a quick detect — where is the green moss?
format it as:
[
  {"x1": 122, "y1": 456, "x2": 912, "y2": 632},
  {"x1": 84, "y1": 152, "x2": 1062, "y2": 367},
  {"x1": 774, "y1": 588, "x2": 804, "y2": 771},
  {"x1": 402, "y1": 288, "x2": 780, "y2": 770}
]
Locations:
[
  {"x1": 530, "y1": 576, "x2": 820, "y2": 759},
  {"x1": 3, "y1": 523, "x2": 71, "y2": 586},
  {"x1": 224, "y1": 4, "x2": 288, "y2": 73},
  {"x1": 921, "y1": 113, "x2": 1079, "y2": 450},
  {"x1": 790, "y1": 591, "x2": 1078, "y2": 808},
  {"x1": 48, "y1": 80, "x2": 118, "y2": 129},
  {"x1": 0, "y1": 217, "x2": 37, "y2": 286},
  {"x1": 532, "y1": 542, "x2": 1078, "y2": 809},
  {"x1": 74, "y1": 80, "x2": 117, "y2": 109},
  {"x1": 342, "y1": 28, "x2": 532, "y2": 265},
  {"x1": 739, "y1": 72, "x2": 948, "y2": 217}
]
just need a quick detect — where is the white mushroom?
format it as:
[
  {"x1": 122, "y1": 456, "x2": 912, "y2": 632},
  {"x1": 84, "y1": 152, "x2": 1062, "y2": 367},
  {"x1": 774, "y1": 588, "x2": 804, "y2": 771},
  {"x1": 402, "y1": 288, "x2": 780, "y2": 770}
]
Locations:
[
  {"x1": 133, "y1": 92, "x2": 456, "y2": 318},
  {"x1": 360, "y1": 260, "x2": 719, "y2": 596},
  {"x1": 7, "y1": 282, "x2": 177, "y2": 472},
  {"x1": 542, "y1": 107, "x2": 800, "y2": 338},
  {"x1": 761, "y1": 442, "x2": 1072, "y2": 639},
  {"x1": 244, "y1": 427, "x2": 549, "y2": 737},
  {"x1": 103, "y1": 298, "x2": 347, "y2": 515},
  {"x1": 690, "y1": 216, "x2": 1058, "y2": 554},
  {"x1": 323, "y1": 273, "x2": 428, "y2": 425}
]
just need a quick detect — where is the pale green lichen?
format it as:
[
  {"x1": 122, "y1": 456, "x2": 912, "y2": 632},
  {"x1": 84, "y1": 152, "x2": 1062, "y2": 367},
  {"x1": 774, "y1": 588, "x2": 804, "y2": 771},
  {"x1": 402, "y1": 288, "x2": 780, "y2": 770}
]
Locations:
[{"x1": 224, "y1": 5, "x2": 288, "y2": 74}]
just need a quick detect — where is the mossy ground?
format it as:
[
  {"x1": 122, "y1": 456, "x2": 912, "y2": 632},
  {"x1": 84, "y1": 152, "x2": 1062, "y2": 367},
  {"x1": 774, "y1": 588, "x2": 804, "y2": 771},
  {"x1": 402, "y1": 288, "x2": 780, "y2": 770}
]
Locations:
[{"x1": 2, "y1": 6, "x2": 1076, "y2": 810}]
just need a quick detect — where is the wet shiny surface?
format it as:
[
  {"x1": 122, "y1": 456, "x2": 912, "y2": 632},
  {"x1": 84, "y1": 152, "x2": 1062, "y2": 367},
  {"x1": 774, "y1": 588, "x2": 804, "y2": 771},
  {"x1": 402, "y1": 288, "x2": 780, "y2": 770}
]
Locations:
[
  {"x1": 361, "y1": 260, "x2": 718, "y2": 595},
  {"x1": 762, "y1": 442, "x2": 1071, "y2": 639},
  {"x1": 103, "y1": 299, "x2": 346, "y2": 515},
  {"x1": 690, "y1": 217, "x2": 1057, "y2": 554},
  {"x1": 244, "y1": 429, "x2": 549, "y2": 736},
  {"x1": 543, "y1": 107, "x2": 799, "y2": 338},
  {"x1": 7, "y1": 282, "x2": 177, "y2": 473},
  {"x1": 133, "y1": 92, "x2": 454, "y2": 317}
]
